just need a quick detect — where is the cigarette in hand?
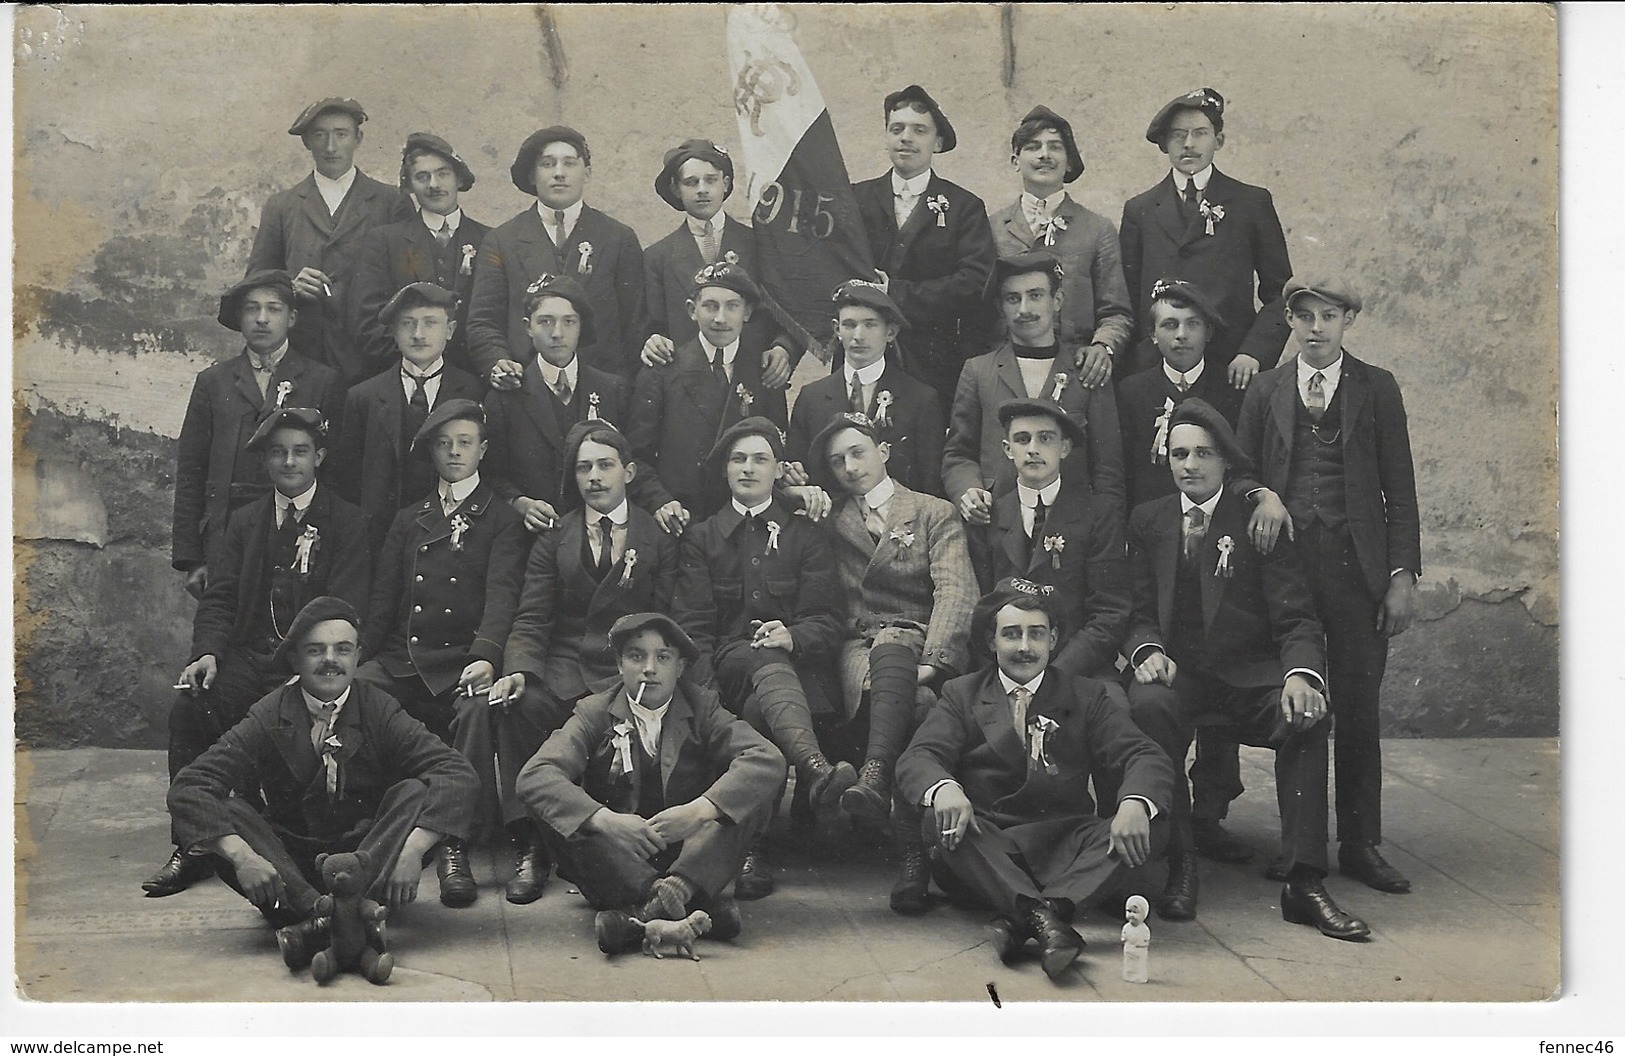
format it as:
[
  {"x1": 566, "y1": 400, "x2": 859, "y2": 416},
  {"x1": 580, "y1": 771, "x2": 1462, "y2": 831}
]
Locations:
[
  {"x1": 320, "y1": 282, "x2": 332, "y2": 298},
  {"x1": 172, "y1": 682, "x2": 192, "y2": 691}
]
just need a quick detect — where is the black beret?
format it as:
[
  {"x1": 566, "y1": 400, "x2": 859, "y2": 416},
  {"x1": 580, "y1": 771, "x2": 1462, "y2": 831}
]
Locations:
[
  {"x1": 654, "y1": 139, "x2": 734, "y2": 211},
  {"x1": 985, "y1": 250, "x2": 1065, "y2": 300},
  {"x1": 609, "y1": 612, "x2": 699, "y2": 663},
  {"x1": 1145, "y1": 87, "x2": 1226, "y2": 144},
  {"x1": 522, "y1": 272, "x2": 597, "y2": 346},
  {"x1": 883, "y1": 85, "x2": 956, "y2": 152},
  {"x1": 245, "y1": 407, "x2": 327, "y2": 452},
  {"x1": 995, "y1": 397, "x2": 1086, "y2": 447},
  {"x1": 1148, "y1": 277, "x2": 1228, "y2": 335},
  {"x1": 288, "y1": 97, "x2": 367, "y2": 136},
  {"x1": 400, "y1": 132, "x2": 475, "y2": 192},
  {"x1": 707, "y1": 415, "x2": 786, "y2": 467},
  {"x1": 689, "y1": 260, "x2": 762, "y2": 305},
  {"x1": 830, "y1": 279, "x2": 908, "y2": 328},
  {"x1": 1011, "y1": 105, "x2": 1084, "y2": 184},
  {"x1": 410, "y1": 398, "x2": 485, "y2": 455},
  {"x1": 272, "y1": 596, "x2": 362, "y2": 668},
  {"x1": 1167, "y1": 398, "x2": 1253, "y2": 476},
  {"x1": 218, "y1": 270, "x2": 296, "y2": 330},
  {"x1": 511, "y1": 126, "x2": 590, "y2": 196},
  {"x1": 970, "y1": 577, "x2": 1064, "y2": 659},
  {"x1": 810, "y1": 411, "x2": 883, "y2": 462},
  {"x1": 562, "y1": 418, "x2": 632, "y2": 471},
  {"x1": 379, "y1": 281, "x2": 459, "y2": 324}
]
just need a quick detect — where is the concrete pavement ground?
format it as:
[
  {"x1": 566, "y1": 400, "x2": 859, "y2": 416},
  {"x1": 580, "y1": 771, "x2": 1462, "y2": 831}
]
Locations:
[{"x1": 13, "y1": 740, "x2": 1558, "y2": 1003}]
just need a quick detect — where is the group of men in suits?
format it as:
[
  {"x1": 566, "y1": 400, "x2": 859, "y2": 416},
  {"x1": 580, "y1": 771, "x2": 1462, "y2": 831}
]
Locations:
[{"x1": 152, "y1": 83, "x2": 1420, "y2": 978}]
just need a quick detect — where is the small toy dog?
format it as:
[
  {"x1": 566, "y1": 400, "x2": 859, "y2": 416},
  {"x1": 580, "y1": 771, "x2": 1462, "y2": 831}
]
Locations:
[{"x1": 635, "y1": 910, "x2": 712, "y2": 960}]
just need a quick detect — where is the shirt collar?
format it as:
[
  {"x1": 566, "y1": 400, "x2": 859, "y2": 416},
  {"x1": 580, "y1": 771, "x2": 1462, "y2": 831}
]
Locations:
[
  {"x1": 440, "y1": 472, "x2": 481, "y2": 508},
  {"x1": 246, "y1": 341, "x2": 291, "y2": 371},
  {"x1": 421, "y1": 207, "x2": 462, "y2": 234},
  {"x1": 629, "y1": 698, "x2": 670, "y2": 735},
  {"x1": 732, "y1": 497, "x2": 774, "y2": 519},
  {"x1": 891, "y1": 168, "x2": 933, "y2": 197},
  {"x1": 1162, "y1": 358, "x2": 1206, "y2": 387},
  {"x1": 536, "y1": 199, "x2": 585, "y2": 229},
  {"x1": 586, "y1": 498, "x2": 630, "y2": 527},
  {"x1": 702, "y1": 337, "x2": 741, "y2": 366},
  {"x1": 1021, "y1": 188, "x2": 1068, "y2": 214},
  {"x1": 863, "y1": 476, "x2": 897, "y2": 511},
  {"x1": 845, "y1": 359, "x2": 887, "y2": 387},
  {"x1": 538, "y1": 355, "x2": 578, "y2": 387},
  {"x1": 686, "y1": 212, "x2": 727, "y2": 238},
  {"x1": 1170, "y1": 165, "x2": 1214, "y2": 192},
  {"x1": 275, "y1": 480, "x2": 318, "y2": 513},
  {"x1": 1180, "y1": 488, "x2": 1223, "y2": 520},
  {"x1": 313, "y1": 167, "x2": 357, "y2": 194},
  {"x1": 301, "y1": 683, "x2": 351, "y2": 717},
  {"x1": 1297, "y1": 352, "x2": 1344, "y2": 388},
  {"x1": 402, "y1": 357, "x2": 445, "y2": 380},
  {"x1": 997, "y1": 668, "x2": 1046, "y2": 697},
  {"x1": 1018, "y1": 478, "x2": 1062, "y2": 507}
]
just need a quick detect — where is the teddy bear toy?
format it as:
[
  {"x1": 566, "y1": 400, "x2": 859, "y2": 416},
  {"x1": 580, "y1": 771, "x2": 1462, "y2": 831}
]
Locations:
[
  {"x1": 635, "y1": 910, "x2": 712, "y2": 961},
  {"x1": 309, "y1": 851, "x2": 393, "y2": 985}
]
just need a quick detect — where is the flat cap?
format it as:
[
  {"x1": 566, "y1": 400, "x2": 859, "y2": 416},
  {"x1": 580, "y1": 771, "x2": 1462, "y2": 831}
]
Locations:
[
  {"x1": 883, "y1": 85, "x2": 956, "y2": 152},
  {"x1": 609, "y1": 612, "x2": 699, "y2": 663},
  {"x1": 522, "y1": 272, "x2": 597, "y2": 345},
  {"x1": 273, "y1": 596, "x2": 362, "y2": 667},
  {"x1": 831, "y1": 279, "x2": 907, "y2": 328},
  {"x1": 1012, "y1": 105, "x2": 1084, "y2": 183},
  {"x1": 511, "y1": 126, "x2": 590, "y2": 196},
  {"x1": 245, "y1": 407, "x2": 328, "y2": 452},
  {"x1": 707, "y1": 415, "x2": 786, "y2": 467},
  {"x1": 690, "y1": 260, "x2": 762, "y2": 305},
  {"x1": 400, "y1": 131, "x2": 475, "y2": 191},
  {"x1": 985, "y1": 250, "x2": 1065, "y2": 300},
  {"x1": 289, "y1": 97, "x2": 367, "y2": 136},
  {"x1": 970, "y1": 576, "x2": 1064, "y2": 658},
  {"x1": 1283, "y1": 275, "x2": 1363, "y2": 313},
  {"x1": 380, "y1": 281, "x2": 459, "y2": 324},
  {"x1": 410, "y1": 398, "x2": 485, "y2": 455},
  {"x1": 1167, "y1": 397, "x2": 1253, "y2": 476},
  {"x1": 996, "y1": 396, "x2": 1086, "y2": 447},
  {"x1": 1145, "y1": 87, "x2": 1225, "y2": 144},
  {"x1": 1149, "y1": 277, "x2": 1228, "y2": 335},
  {"x1": 655, "y1": 138, "x2": 734, "y2": 211},
  {"x1": 218, "y1": 270, "x2": 296, "y2": 330}
]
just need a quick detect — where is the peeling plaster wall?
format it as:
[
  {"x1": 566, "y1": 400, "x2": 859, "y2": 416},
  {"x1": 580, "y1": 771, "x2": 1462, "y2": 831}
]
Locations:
[{"x1": 12, "y1": 4, "x2": 1558, "y2": 747}]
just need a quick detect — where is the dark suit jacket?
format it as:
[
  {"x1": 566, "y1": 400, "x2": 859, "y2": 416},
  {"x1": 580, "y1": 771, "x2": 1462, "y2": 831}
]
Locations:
[
  {"x1": 190, "y1": 484, "x2": 370, "y2": 662},
  {"x1": 480, "y1": 357, "x2": 637, "y2": 514},
  {"x1": 625, "y1": 338, "x2": 788, "y2": 522},
  {"x1": 1125, "y1": 491, "x2": 1325, "y2": 689},
  {"x1": 466, "y1": 204, "x2": 646, "y2": 378},
  {"x1": 896, "y1": 667, "x2": 1173, "y2": 837},
  {"x1": 169, "y1": 680, "x2": 477, "y2": 850},
  {"x1": 1115, "y1": 361, "x2": 1244, "y2": 511},
  {"x1": 245, "y1": 170, "x2": 414, "y2": 380},
  {"x1": 941, "y1": 340, "x2": 1125, "y2": 518},
  {"x1": 988, "y1": 195, "x2": 1135, "y2": 357},
  {"x1": 787, "y1": 363, "x2": 945, "y2": 496},
  {"x1": 852, "y1": 171, "x2": 995, "y2": 344},
  {"x1": 348, "y1": 212, "x2": 493, "y2": 375},
  {"x1": 518, "y1": 680, "x2": 784, "y2": 838},
  {"x1": 642, "y1": 213, "x2": 792, "y2": 357},
  {"x1": 364, "y1": 479, "x2": 530, "y2": 696},
  {"x1": 502, "y1": 502, "x2": 679, "y2": 701},
  {"x1": 172, "y1": 350, "x2": 345, "y2": 571},
  {"x1": 1119, "y1": 168, "x2": 1291, "y2": 370},
  {"x1": 331, "y1": 362, "x2": 485, "y2": 551},
  {"x1": 1237, "y1": 352, "x2": 1422, "y2": 598},
  {"x1": 976, "y1": 482, "x2": 1128, "y2": 680}
]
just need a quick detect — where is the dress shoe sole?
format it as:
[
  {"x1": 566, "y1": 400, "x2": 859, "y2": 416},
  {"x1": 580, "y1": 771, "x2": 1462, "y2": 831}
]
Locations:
[
  {"x1": 1040, "y1": 942, "x2": 1083, "y2": 980},
  {"x1": 505, "y1": 884, "x2": 545, "y2": 905},
  {"x1": 987, "y1": 921, "x2": 1024, "y2": 963},
  {"x1": 1281, "y1": 894, "x2": 1372, "y2": 941},
  {"x1": 142, "y1": 882, "x2": 190, "y2": 899},
  {"x1": 439, "y1": 882, "x2": 478, "y2": 908},
  {"x1": 809, "y1": 763, "x2": 860, "y2": 811},
  {"x1": 839, "y1": 785, "x2": 891, "y2": 826}
]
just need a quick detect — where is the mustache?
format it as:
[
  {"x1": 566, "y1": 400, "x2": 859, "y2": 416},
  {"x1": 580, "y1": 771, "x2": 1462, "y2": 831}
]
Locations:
[{"x1": 315, "y1": 664, "x2": 345, "y2": 676}]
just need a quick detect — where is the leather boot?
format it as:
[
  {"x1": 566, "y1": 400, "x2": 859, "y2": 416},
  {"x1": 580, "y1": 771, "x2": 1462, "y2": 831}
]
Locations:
[
  {"x1": 705, "y1": 895, "x2": 743, "y2": 942},
  {"x1": 888, "y1": 829, "x2": 931, "y2": 915},
  {"x1": 1158, "y1": 853, "x2": 1199, "y2": 921},
  {"x1": 803, "y1": 753, "x2": 859, "y2": 811},
  {"x1": 275, "y1": 915, "x2": 327, "y2": 971},
  {"x1": 1281, "y1": 874, "x2": 1372, "y2": 941},
  {"x1": 436, "y1": 838, "x2": 478, "y2": 908},
  {"x1": 504, "y1": 839, "x2": 549, "y2": 905},
  {"x1": 734, "y1": 844, "x2": 775, "y2": 901},
  {"x1": 839, "y1": 759, "x2": 892, "y2": 825},
  {"x1": 1018, "y1": 893, "x2": 1086, "y2": 980},
  {"x1": 987, "y1": 914, "x2": 1031, "y2": 963},
  {"x1": 142, "y1": 846, "x2": 213, "y2": 898},
  {"x1": 594, "y1": 909, "x2": 642, "y2": 956}
]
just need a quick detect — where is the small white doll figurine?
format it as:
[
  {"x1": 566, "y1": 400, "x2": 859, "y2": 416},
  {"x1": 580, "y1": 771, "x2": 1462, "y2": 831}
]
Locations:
[{"x1": 1122, "y1": 894, "x2": 1151, "y2": 983}]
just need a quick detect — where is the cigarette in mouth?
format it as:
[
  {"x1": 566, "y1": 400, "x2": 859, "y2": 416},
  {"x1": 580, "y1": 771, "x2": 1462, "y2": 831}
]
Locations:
[{"x1": 629, "y1": 680, "x2": 648, "y2": 706}]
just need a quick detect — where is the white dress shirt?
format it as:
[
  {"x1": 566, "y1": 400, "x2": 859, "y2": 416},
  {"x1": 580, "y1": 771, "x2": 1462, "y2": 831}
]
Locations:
[
  {"x1": 687, "y1": 211, "x2": 729, "y2": 259},
  {"x1": 275, "y1": 481, "x2": 318, "y2": 527},
  {"x1": 439, "y1": 472, "x2": 481, "y2": 516},
  {"x1": 1163, "y1": 358, "x2": 1207, "y2": 390},
  {"x1": 585, "y1": 498, "x2": 630, "y2": 566},
  {"x1": 401, "y1": 358, "x2": 445, "y2": 406},
  {"x1": 1017, "y1": 478, "x2": 1063, "y2": 537},
  {"x1": 1020, "y1": 188, "x2": 1069, "y2": 231},
  {"x1": 702, "y1": 337, "x2": 741, "y2": 381},
  {"x1": 538, "y1": 355, "x2": 579, "y2": 399},
  {"x1": 891, "y1": 168, "x2": 933, "y2": 227},
  {"x1": 313, "y1": 167, "x2": 358, "y2": 216},
  {"x1": 537, "y1": 199, "x2": 585, "y2": 247},
  {"x1": 1296, "y1": 351, "x2": 1344, "y2": 408},
  {"x1": 732, "y1": 497, "x2": 774, "y2": 519},
  {"x1": 843, "y1": 359, "x2": 887, "y2": 410},
  {"x1": 421, "y1": 207, "x2": 463, "y2": 240},
  {"x1": 1170, "y1": 165, "x2": 1213, "y2": 196}
]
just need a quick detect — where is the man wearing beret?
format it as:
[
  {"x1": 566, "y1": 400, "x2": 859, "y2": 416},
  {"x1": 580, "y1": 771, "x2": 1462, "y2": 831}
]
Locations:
[
  {"x1": 1123, "y1": 399, "x2": 1369, "y2": 939},
  {"x1": 481, "y1": 273, "x2": 638, "y2": 535},
  {"x1": 852, "y1": 85, "x2": 997, "y2": 406},
  {"x1": 894, "y1": 578, "x2": 1173, "y2": 980},
  {"x1": 943, "y1": 251, "x2": 1126, "y2": 530},
  {"x1": 487, "y1": 420, "x2": 680, "y2": 904},
  {"x1": 245, "y1": 97, "x2": 414, "y2": 381},
  {"x1": 518, "y1": 612, "x2": 784, "y2": 956},
  {"x1": 173, "y1": 271, "x2": 345, "y2": 600},
  {"x1": 167, "y1": 596, "x2": 479, "y2": 971},
  {"x1": 786, "y1": 279, "x2": 945, "y2": 497},
  {"x1": 626, "y1": 261, "x2": 789, "y2": 534},
  {"x1": 671, "y1": 417, "x2": 854, "y2": 899},
  {"x1": 812, "y1": 412, "x2": 977, "y2": 834},
  {"x1": 357, "y1": 399, "x2": 529, "y2": 907},
  {"x1": 1236, "y1": 277, "x2": 1421, "y2": 896},
  {"x1": 332, "y1": 282, "x2": 484, "y2": 553},
  {"x1": 349, "y1": 133, "x2": 492, "y2": 377},
  {"x1": 639, "y1": 138, "x2": 796, "y2": 390},
  {"x1": 989, "y1": 105, "x2": 1135, "y2": 383},
  {"x1": 1120, "y1": 87, "x2": 1292, "y2": 382},
  {"x1": 147, "y1": 408, "x2": 369, "y2": 897},
  {"x1": 467, "y1": 127, "x2": 646, "y2": 386}
]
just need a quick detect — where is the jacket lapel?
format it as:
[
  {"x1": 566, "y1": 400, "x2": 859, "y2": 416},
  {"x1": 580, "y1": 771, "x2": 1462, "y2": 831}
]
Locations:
[
  {"x1": 1152, "y1": 499, "x2": 1181, "y2": 637},
  {"x1": 1030, "y1": 485, "x2": 1085, "y2": 575},
  {"x1": 296, "y1": 175, "x2": 337, "y2": 240},
  {"x1": 1151, "y1": 174, "x2": 1188, "y2": 246},
  {"x1": 990, "y1": 342, "x2": 1026, "y2": 401},
  {"x1": 511, "y1": 208, "x2": 557, "y2": 284},
  {"x1": 890, "y1": 175, "x2": 938, "y2": 260},
  {"x1": 1336, "y1": 355, "x2": 1370, "y2": 455},
  {"x1": 605, "y1": 690, "x2": 643, "y2": 801},
  {"x1": 268, "y1": 686, "x2": 320, "y2": 784},
  {"x1": 1002, "y1": 204, "x2": 1038, "y2": 250},
  {"x1": 374, "y1": 375, "x2": 405, "y2": 465},
  {"x1": 658, "y1": 687, "x2": 694, "y2": 790},
  {"x1": 992, "y1": 491, "x2": 1030, "y2": 574},
  {"x1": 975, "y1": 673, "x2": 1029, "y2": 772},
  {"x1": 520, "y1": 359, "x2": 568, "y2": 453},
  {"x1": 232, "y1": 353, "x2": 265, "y2": 413},
  {"x1": 1200, "y1": 494, "x2": 1247, "y2": 633},
  {"x1": 1270, "y1": 366, "x2": 1300, "y2": 462},
  {"x1": 677, "y1": 342, "x2": 726, "y2": 423},
  {"x1": 557, "y1": 514, "x2": 597, "y2": 600}
]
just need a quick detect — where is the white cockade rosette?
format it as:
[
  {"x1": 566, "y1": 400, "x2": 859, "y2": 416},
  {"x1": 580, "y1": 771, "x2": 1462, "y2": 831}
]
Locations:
[
  {"x1": 1050, "y1": 372, "x2": 1069, "y2": 403},
  {"x1": 1198, "y1": 200, "x2": 1227, "y2": 236},
  {"x1": 1028, "y1": 714, "x2": 1061, "y2": 776},
  {"x1": 1151, "y1": 396, "x2": 1176, "y2": 465},
  {"x1": 723, "y1": 250, "x2": 740, "y2": 265},
  {"x1": 1215, "y1": 535, "x2": 1236, "y2": 578},
  {"x1": 873, "y1": 389, "x2": 894, "y2": 428},
  {"x1": 618, "y1": 547, "x2": 638, "y2": 587},
  {"x1": 295, "y1": 524, "x2": 321, "y2": 577},
  {"x1": 577, "y1": 241, "x2": 594, "y2": 275},
  {"x1": 587, "y1": 392, "x2": 601, "y2": 420},
  {"x1": 926, "y1": 194, "x2": 950, "y2": 227},
  {"x1": 1043, "y1": 534, "x2": 1066, "y2": 570},
  {"x1": 610, "y1": 719, "x2": 636, "y2": 778},
  {"x1": 274, "y1": 380, "x2": 294, "y2": 409},
  {"x1": 888, "y1": 526, "x2": 916, "y2": 549},
  {"x1": 736, "y1": 383, "x2": 754, "y2": 415},
  {"x1": 764, "y1": 519, "x2": 781, "y2": 556},
  {"x1": 1036, "y1": 214, "x2": 1068, "y2": 247},
  {"x1": 460, "y1": 244, "x2": 477, "y2": 275},
  {"x1": 449, "y1": 513, "x2": 471, "y2": 552}
]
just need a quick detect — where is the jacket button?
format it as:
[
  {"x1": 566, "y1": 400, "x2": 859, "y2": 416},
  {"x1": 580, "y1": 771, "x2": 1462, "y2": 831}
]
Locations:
[
  {"x1": 413, "y1": 605, "x2": 422, "y2": 613},
  {"x1": 449, "y1": 577, "x2": 457, "y2": 584},
  {"x1": 420, "y1": 545, "x2": 428, "y2": 552},
  {"x1": 751, "y1": 590, "x2": 761, "y2": 600},
  {"x1": 410, "y1": 636, "x2": 419, "y2": 643},
  {"x1": 444, "y1": 608, "x2": 453, "y2": 614},
  {"x1": 415, "y1": 575, "x2": 424, "y2": 582}
]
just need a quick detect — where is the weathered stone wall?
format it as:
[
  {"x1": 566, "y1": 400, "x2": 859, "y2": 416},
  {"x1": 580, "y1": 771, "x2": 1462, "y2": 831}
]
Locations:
[{"x1": 12, "y1": 4, "x2": 1558, "y2": 747}]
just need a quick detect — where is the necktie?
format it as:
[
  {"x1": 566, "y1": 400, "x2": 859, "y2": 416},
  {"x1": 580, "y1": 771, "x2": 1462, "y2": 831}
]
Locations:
[
  {"x1": 249, "y1": 354, "x2": 275, "y2": 397},
  {"x1": 1176, "y1": 375, "x2": 1191, "y2": 394},
  {"x1": 1183, "y1": 506, "x2": 1207, "y2": 563},
  {"x1": 278, "y1": 502, "x2": 304, "y2": 530},
  {"x1": 553, "y1": 209, "x2": 568, "y2": 244},
  {"x1": 1031, "y1": 496, "x2": 1048, "y2": 540},
  {"x1": 408, "y1": 374, "x2": 431, "y2": 415},
  {"x1": 700, "y1": 219, "x2": 720, "y2": 264},
  {"x1": 553, "y1": 372, "x2": 573, "y2": 405},
  {"x1": 441, "y1": 490, "x2": 458, "y2": 518},
  {"x1": 1009, "y1": 687, "x2": 1032, "y2": 745},
  {"x1": 432, "y1": 223, "x2": 452, "y2": 249},
  {"x1": 864, "y1": 504, "x2": 886, "y2": 544},
  {"x1": 596, "y1": 516, "x2": 615, "y2": 573},
  {"x1": 1306, "y1": 371, "x2": 1327, "y2": 422},
  {"x1": 1184, "y1": 179, "x2": 1202, "y2": 214},
  {"x1": 711, "y1": 350, "x2": 730, "y2": 391},
  {"x1": 895, "y1": 188, "x2": 918, "y2": 228},
  {"x1": 848, "y1": 372, "x2": 866, "y2": 414}
]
